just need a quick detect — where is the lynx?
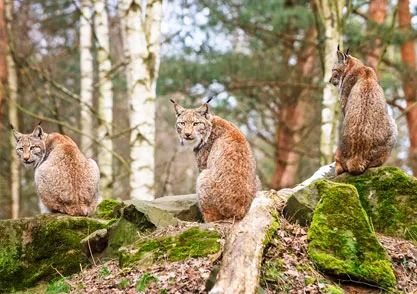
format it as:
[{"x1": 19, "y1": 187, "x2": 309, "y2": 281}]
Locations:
[
  {"x1": 329, "y1": 47, "x2": 397, "y2": 175},
  {"x1": 12, "y1": 124, "x2": 101, "y2": 216},
  {"x1": 171, "y1": 99, "x2": 259, "y2": 222}
]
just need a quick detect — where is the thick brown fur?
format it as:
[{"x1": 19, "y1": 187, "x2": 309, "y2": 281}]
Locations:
[
  {"x1": 329, "y1": 48, "x2": 397, "y2": 175},
  {"x1": 12, "y1": 125, "x2": 101, "y2": 216},
  {"x1": 172, "y1": 101, "x2": 259, "y2": 222}
]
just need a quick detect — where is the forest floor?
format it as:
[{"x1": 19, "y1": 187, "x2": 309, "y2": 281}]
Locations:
[{"x1": 22, "y1": 219, "x2": 417, "y2": 294}]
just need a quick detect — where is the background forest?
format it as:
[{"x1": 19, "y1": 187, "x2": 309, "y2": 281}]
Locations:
[{"x1": 0, "y1": 0, "x2": 416, "y2": 219}]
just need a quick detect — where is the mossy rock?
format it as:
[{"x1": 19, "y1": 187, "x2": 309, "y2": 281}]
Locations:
[
  {"x1": 93, "y1": 199, "x2": 124, "y2": 220},
  {"x1": 333, "y1": 167, "x2": 417, "y2": 239},
  {"x1": 0, "y1": 214, "x2": 107, "y2": 292},
  {"x1": 283, "y1": 181, "x2": 323, "y2": 226},
  {"x1": 119, "y1": 226, "x2": 221, "y2": 267},
  {"x1": 308, "y1": 180, "x2": 396, "y2": 289}
]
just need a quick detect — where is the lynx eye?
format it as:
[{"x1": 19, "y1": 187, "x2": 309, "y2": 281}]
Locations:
[
  {"x1": 193, "y1": 122, "x2": 201, "y2": 126},
  {"x1": 30, "y1": 146, "x2": 35, "y2": 150},
  {"x1": 17, "y1": 147, "x2": 23, "y2": 151},
  {"x1": 178, "y1": 122, "x2": 185, "y2": 126}
]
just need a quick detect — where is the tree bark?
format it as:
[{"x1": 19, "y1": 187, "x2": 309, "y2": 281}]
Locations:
[
  {"x1": 80, "y1": 0, "x2": 94, "y2": 158},
  {"x1": 315, "y1": 0, "x2": 344, "y2": 165},
  {"x1": 398, "y1": 0, "x2": 417, "y2": 175},
  {"x1": 5, "y1": 0, "x2": 19, "y2": 219},
  {"x1": 271, "y1": 28, "x2": 317, "y2": 189},
  {"x1": 366, "y1": 0, "x2": 387, "y2": 72},
  {"x1": 94, "y1": 0, "x2": 113, "y2": 199},
  {"x1": 0, "y1": 0, "x2": 6, "y2": 141},
  {"x1": 121, "y1": 0, "x2": 162, "y2": 200},
  {"x1": 209, "y1": 191, "x2": 280, "y2": 294}
]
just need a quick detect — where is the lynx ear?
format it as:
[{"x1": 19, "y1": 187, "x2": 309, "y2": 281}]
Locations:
[
  {"x1": 197, "y1": 103, "x2": 210, "y2": 117},
  {"x1": 32, "y1": 125, "x2": 45, "y2": 139},
  {"x1": 10, "y1": 124, "x2": 21, "y2": 142},
  {"x1": 345, "y1": 48, "x2": 350, "y2": 56},
  {"x1": 170, "y1": 99, "x2": 185, "y2": 117},
  {"x1": 337, "y1": 50, "x2": 345, "y2": 63}
]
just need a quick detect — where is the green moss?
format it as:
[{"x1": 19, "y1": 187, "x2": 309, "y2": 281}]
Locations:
[
  {"x1": 308, "y1": 180, "x2": 396, "y2": 289},
  {"x1": 334, "y1": 167, "x2": 417, "y2": 239},
  {"x1": 324, "y1": 285, "x2": 344, "y2": 294},
  {"x1": 117, "y1": 278, "x2": 130, "y2": 289},
  {"x1": 120, "y1": 227, "x2": 221, "y2": 267},
  {"x1": 93, "y1": 199, "x2": 124, "y2": 220},
  {"x1": 136, "y1": 273, "x2": 158, "y2": 291},
  {"x1": 0, "y1": 215, "x2": 107, "y2": 292},
  {"x1": 45, "y1": 278, "x2": 71, "y2": 294}
]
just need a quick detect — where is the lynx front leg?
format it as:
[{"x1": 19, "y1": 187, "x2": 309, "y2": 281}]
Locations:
[{"x1": 335, "y1": 148, "x2": 345, "y2": 175}]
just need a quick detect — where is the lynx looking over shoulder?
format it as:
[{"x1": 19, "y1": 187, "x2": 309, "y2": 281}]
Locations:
[
  {"x1": 12, "y1": 125, "x2": 101, "y2": 216},
  {"x1": 171, "y1": 99, "x2": 259, "y2": 222},
  {"x1": 329, "y1": 47, "x2": 397, "y2": 175}
]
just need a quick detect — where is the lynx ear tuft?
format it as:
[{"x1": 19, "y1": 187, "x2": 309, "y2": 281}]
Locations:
[
  {"x1": 169, "y1": 98, "x2": 176, "y2": 104},
  {"x1": 206, "y1": 96, "x2": 214, "y2": 104},
  {"x1": 10, "y1": 124, "x2": 14, "y2": 130},
  {"x1": 337, "y1": 44, "x2": 340, "y2": 51},
  {"x1": 38, "y1": 120, "x2": 42, "y2": 126},
  {"x1": 344, "y1": 48, "x2": 350, "y2": 56}
]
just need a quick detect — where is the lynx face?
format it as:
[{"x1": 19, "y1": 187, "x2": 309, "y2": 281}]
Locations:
[
  {"x1": 329, "y1": 49, "x2": 350, "y2": 87},
  {"x1": 171, "y1": 101, "x2": 213, "y2": 149},
  {"x1": 13, "y1": 125, "x2": 47, "y2": 167}
]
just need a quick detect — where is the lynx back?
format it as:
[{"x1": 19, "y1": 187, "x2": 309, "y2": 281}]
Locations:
[
  {"x1": 12, "y1": 125, "x2": 101, "y2": 216},
  {"x1": 171, "y1": 100, "x2": 259, "y2": 222},
  {"x1": 329, "y1": 47, "x2": 397, "y2": 175}
]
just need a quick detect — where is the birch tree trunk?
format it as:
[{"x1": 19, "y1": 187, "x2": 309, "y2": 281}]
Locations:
[
  {"x1": 121, "y1": 0, "x2": 162, "y2": 200},
  {"x1": 315, "y1": 0, "x2": 343, "y2": 165},
  {"x1": 80, "y1": 0, "x2": 94, "y2": 158},
  {"x1": 94, "y1": 0, "x2": 113, "y2": 198},
  {"x1": 398, "y1": 0, "x2": 417, "y2": 175},
  {"x1": 5, "y1": 0, "x2": 19, "y2": 219}
]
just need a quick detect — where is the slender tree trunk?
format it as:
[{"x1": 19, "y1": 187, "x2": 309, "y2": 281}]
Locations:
[
  {"x1": 398, "y1": 0, "x2": 417, "y2": 175},
  {"x1": 271, "y1": 28, "x2": 317, "y2": 189},
  {"x1": 80, "y1": 0, "x2": 94, "y2": 158},
  {"x1": 366, "y1": 0, "x2": 387, "y2": 72},
  {"x1": 121, "y1": 0, "x2": 162, "y2": 200},
  {"x1": 315, "y1": 0, "x2": 343, "y2": 165},
  {"x1": 5, "y1": 0, "x2": 19, "y2": 219},
  {"x1": 94, "y1": 0, "x2": 113, "y2": 198},
  {"x1": 0, "y1": 0, "x2": 6, "y2": 140}
]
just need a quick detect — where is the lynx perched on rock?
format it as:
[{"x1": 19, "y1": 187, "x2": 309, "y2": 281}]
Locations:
[
  {"x1": 329, "y1": 47, "x2": 397, "y2": 175},
  {"x1": 171, "y1": 99, "x2": 259, "y2": 222},
  {"x1": 12, "y1": 124, "x2": 101, "y2": 216}
]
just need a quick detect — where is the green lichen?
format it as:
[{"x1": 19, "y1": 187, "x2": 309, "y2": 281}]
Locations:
[
  {"x1": 334, "y1": 167, "x2": 417, "y2": 239},
  {"x1": 0, "y1": 215, "x2": 107, "y2": 292},
  {"x1": 308, "y1": 180, "x2": 396, "y2": 289},
  {"x1": 93, "y1": 199, "x2": 124, "y2": 220},
  {"x1": 120, "y1": 227, "x2": 220, "y2": 267}
]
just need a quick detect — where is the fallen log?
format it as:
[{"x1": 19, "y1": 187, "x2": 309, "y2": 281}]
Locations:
[{"x1": 209, "y1": 191, "x2": 284, "y2": 294}]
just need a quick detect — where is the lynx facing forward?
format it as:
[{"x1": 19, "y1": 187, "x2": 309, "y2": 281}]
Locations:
[
  {"x1": 171, "y1": 100, "x2": 259, "y2": 222},
  {"x1": 329, "y1": 47, "x2": 397, "y2": 175},
  {"x1": 12, "y1": 125, "x2": 101, "y2": 216}
]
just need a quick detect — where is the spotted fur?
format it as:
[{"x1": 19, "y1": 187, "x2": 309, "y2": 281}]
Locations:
[
  {"x1": 13, "y1": 125, "x2": 101, "y2": 216},
  {"x1": 172, "y1": 100, "x2": 259, "y2": 222},
  {"x1": 329, "y1": 48, "x2": 397, "y2": 175}
]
